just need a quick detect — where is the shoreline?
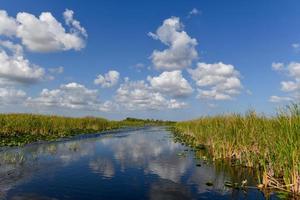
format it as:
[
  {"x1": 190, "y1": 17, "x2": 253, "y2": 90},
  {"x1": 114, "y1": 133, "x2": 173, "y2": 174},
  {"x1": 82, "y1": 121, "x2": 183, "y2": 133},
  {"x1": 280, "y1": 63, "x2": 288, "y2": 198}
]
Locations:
[
  {"x1": 0, "y1": 126, "x2": 153, "y2": 151},
  {"x1": 0, "y1": 114, "x2": 173, "y2": 147},
  {"x1": 173, "y1": 107, "x2": 300, "y2": 195}
]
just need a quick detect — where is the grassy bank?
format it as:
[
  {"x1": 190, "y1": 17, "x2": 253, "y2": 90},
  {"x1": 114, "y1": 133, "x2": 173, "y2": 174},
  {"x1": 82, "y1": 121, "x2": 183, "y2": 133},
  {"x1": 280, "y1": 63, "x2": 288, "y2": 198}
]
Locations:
[
  {"x1": 174, "y1": 104, "x2": 300, "y2": 194},
  {"x1": 0, "y1": 114, "x2": 173, "y2": 147}
]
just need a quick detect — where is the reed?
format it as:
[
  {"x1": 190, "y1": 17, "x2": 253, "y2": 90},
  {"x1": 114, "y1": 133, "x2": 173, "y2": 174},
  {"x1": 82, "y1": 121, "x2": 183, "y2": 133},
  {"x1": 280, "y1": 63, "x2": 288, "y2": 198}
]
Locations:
[
  {"x1": 175, "y1": 104, "x2": 300, "y2": 194},
  {"x1": 0, "y1": 114, "x2": 172, "y2": 147}
]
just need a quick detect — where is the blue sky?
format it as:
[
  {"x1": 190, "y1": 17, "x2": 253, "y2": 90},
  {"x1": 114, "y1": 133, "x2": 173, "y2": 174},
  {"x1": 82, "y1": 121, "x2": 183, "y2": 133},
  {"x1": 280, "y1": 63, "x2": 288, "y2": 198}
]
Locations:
[{"x1": 0, "y1": 0, "x2": 300, "y2": 120}]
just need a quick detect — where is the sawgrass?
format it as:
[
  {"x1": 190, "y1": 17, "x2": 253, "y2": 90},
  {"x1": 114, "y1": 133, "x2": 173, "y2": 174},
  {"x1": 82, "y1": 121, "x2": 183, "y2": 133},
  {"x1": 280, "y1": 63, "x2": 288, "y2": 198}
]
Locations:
[
  {"x1": 174, "y1": 104, "x2": 300, "y2": 194},
  {"x1": 0, "y1": 114, "x2": 172, "y2": 147}
]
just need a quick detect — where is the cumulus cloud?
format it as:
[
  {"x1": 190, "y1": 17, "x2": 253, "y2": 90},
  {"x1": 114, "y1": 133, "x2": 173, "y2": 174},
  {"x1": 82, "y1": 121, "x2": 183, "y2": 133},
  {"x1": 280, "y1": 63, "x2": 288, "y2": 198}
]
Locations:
[
  {"x1": 0, "y1": 9, "x2": 87, "y2": 52},
  {"x1": 99, "y1": 101, "x2": 119, "y2": 112},
  {"x1": 287, "y1": 62, "x2": 300, "y2": 78},
  {"x1": 0, "y1": 9, "x2": 84, "y2": 85},
  {"x1": 149, "y1": 17, "x2": 198, "y2": 70},
  {"x1": 271, "y1": 62, "x2": 300, "y2": 102},
  {"x1": 26, "y1": 82, "x2": 101, "y2": 110},
  {"x1": 188, "y1": 62, "x2": 243, "y2": 100},
  {"x1": 115, "y1": 79, "x2": 187, "y2": 110},
  {"x1": 0, "y1": 87, "x2": 27, "y2": 105},
  {"x1": 0, "y1": 10, "x2": 18, "y2": 36},
  {"x1": 147, "y1": 70, "x2": 193, "y2": 97},
  {"x1": 0, "y1": 40, "x2": 45, "y2": 84},
  {"x1": 94, "y1": 70, "x2": 120, "y2": 88},
  {"x1": 272, "y1": 62, "x2": 284, "y2": 71},
  {"x1": 280, "y1": 81, "x2": 299, "y2": 92},
  {"x1": 25, "y1": 78, "x2": 187, "y2": 112},
  {"x1": 63, "y1": 9, "x2": 87, "y2": 37},
  {"x1": 272, "y1": 62, "x2": 300, "y2": 77},
  {"x1": 167, "y1": 99, "x2": 187, "y2": 109},
  {"x1": 196, "y1": 89, "x2": 232, "y2": 100}
]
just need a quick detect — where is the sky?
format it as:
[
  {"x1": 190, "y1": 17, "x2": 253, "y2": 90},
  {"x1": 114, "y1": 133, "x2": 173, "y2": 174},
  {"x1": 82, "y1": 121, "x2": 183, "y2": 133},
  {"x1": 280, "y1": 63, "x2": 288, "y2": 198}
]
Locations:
[{"x1": 0, "y1": 0, "x2": 300, "y2": 121}]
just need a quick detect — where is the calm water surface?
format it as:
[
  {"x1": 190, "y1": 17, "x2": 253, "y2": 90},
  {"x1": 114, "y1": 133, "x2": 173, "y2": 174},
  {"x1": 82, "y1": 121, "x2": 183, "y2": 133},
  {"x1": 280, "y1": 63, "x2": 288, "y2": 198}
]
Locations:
[{"x1": 0, "y1": 127, "x2": 281, "y2": 200}]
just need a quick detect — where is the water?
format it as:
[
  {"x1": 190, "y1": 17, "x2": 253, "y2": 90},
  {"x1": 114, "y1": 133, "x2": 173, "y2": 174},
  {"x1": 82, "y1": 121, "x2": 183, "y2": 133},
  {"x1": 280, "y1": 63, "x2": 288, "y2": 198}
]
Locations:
[{"x1": 0, "y1": 127, "x2": 281, "y2": 200}]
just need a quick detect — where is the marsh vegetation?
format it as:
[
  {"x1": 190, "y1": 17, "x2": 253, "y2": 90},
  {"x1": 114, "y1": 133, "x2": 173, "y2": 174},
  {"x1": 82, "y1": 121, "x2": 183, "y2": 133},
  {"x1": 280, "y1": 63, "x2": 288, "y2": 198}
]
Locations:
[
  {"x1": 0, "y1": 114, "x2": 173, "y2": 147},
  {"x1": 174, "y1": 104, "x2": 300, "y2": 195},
  {"x1": 1, "y1": 105, "x2": 300, "y2": 197}
]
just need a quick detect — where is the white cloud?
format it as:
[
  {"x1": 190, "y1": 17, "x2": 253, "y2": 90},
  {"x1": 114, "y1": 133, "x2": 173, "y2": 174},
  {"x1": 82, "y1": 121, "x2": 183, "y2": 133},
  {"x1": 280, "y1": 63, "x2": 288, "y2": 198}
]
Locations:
[
  {"x1": 26, "y1": 82, "x2": 101, "y2": 110},
  {"x1": 280, "y1": 81, "x2": 299, "y2": 92},
  {"x1": 0, "y1": 10, "x2": 18, "y2": 36},
  {"x1": 99, "y1": 101, "x2": 119, "y2": 112},
  {"x1": 17, "y1": 10, "x2": 86, "y2": 52},
  {"x1": 272, "y1": 62, "x2": 300, "y2": 77},
  {"x1": 0, "y1": 87, "x2": 27, "y2": 105},
  {"x1": 94, "y1": 70, "x2": 120, "y2": 88},
  {"x1": 149, "y1": 17, "x2": 198, "y2": 70},
  {"x1": 63, "y1": 9, "x2": 87, "y2": 37},
  {"x1": 188, "y1": 62, "x2": 243, "y2": 100},
  {"x1": 0, "y1": 9, "x2": 87, "y2": 52},
  {"x1": 0, "y1": 40, "x2": 45, "y2": 84},
  {"x1": 272, "y1": 62, "x2": 284, "y2": 71},
  {"x1": 196, "y1": 89, "x2": 232, "y2": 100},
  {"x1": 115, "y1": 79, "x2": 186, "y2": 110},
  {"x1": 269, "y1": 95, "x2": 293, "y2": 103},
  {"x1": 271, "y1": 62, "x2": 300, "y2": 102},
  {"x1": 287, "y1": 62, "x2": 300, "y2": 78},
  {"x1": 274, "y1": 62, "x2": 300, "y2": 92},
  {"x1": 167, "y1": 99, "x2": 187, "y2": 109},
  {"x1": 147, "y1": 70, "x2": 193, "y2": 97},
  {"x1": 26, "y1": 83, "x2": 123, "y2": 112}
]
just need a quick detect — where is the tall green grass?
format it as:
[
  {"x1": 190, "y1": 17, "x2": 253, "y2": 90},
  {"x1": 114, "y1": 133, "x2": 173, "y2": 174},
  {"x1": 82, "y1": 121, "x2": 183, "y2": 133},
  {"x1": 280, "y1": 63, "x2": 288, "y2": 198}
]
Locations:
[
  {"x1": 0, "y1": 114, "x2": 172, "y2": 147},
  {"x1": 175, "y1": 104, "x2": 300, "y2": 194}
]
